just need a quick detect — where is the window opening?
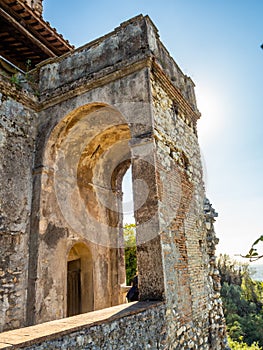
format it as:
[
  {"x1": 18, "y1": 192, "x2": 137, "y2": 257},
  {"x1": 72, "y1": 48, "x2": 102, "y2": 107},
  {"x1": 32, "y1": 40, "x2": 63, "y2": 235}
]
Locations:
[{"x1": 122, "y1": 167, "x2": 137, "y2": 287}]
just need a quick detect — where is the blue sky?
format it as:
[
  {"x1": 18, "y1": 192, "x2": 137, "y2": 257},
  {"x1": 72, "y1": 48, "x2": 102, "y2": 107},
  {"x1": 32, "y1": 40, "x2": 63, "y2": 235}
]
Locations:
[{"x1": 43, "y1": 1, "x2": 263, "y2": 262}]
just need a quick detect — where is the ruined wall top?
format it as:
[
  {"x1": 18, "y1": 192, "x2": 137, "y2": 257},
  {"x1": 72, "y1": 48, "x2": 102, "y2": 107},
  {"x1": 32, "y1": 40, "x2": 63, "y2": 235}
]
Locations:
[{"x1": 37, "y1": 15, "x2": 198, "y2": 114}]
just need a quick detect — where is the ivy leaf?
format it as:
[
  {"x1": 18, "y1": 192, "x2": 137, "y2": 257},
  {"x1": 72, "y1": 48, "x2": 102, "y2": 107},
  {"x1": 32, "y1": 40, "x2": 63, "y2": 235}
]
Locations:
[{"x1": 252, "y1": 235, "x2": 263, "y2": 247}]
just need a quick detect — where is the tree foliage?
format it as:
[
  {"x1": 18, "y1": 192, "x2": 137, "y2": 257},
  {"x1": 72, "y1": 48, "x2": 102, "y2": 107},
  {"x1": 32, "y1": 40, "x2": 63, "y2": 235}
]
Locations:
[
  {"x1": 123, "y1": 223, "x2": 137, "y2": 286},
  {"x1": 228, "y1": 337, "x2": 262, "y2": 350},
  {"x1": 217, "y1": 255, "x2": 263, "y2": 347}
]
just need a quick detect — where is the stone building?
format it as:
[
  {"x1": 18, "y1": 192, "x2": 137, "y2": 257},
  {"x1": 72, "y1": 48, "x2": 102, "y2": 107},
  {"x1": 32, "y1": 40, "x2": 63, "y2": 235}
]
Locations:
[{"x1": 0, "y1": 0, "x2": 228, "y2": 348}]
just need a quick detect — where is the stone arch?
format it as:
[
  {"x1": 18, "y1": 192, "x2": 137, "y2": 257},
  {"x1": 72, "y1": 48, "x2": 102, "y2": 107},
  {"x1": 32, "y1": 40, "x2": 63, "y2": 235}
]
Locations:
[
  {"x1": 39, "y1": 102, "x2": 132, "y2": 244},
  {"x1": 67, "y1": 242, "x2": 93, "y2": 316}
]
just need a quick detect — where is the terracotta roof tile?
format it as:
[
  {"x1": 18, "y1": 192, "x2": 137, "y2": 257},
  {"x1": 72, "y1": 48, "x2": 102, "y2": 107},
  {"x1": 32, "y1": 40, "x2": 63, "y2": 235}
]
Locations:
[{"x1": 0, "y1": 0, "x2": 74, "y2": 70}]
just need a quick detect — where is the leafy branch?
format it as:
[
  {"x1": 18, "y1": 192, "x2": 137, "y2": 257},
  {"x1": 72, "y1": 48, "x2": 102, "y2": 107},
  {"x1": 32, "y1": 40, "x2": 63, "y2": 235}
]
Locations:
[{"x1": 241, "y1": 235, "x2": 263, "y2": 262}]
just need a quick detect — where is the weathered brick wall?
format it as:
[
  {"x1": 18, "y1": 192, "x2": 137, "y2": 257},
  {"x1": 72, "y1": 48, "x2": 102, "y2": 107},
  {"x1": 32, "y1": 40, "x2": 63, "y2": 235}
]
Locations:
[
  {"x1": 150, "y1": 76, "x2": 227, "y2": 348},
  {"x1": 0, "y1": 80, "x2": 37, "y2": 331},
  {"x1": 151, "y1": 78, "x2": 204, "y2": 307}
]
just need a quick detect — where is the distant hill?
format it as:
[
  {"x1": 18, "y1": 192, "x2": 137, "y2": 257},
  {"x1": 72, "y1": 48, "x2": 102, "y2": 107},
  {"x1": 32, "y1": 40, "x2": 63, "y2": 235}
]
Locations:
[{"x1": 250, "y1": 264, "x2": 263, "y2": 281}]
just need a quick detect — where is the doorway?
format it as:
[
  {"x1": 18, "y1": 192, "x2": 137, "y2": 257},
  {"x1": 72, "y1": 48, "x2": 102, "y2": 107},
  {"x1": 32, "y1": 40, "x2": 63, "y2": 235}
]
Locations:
[
  {"x1": 67, "y1": 259, "x2": 81, "y2": 317},
  {"x1": 67, "y1": 243, "x2": 93, "y2": 317}
]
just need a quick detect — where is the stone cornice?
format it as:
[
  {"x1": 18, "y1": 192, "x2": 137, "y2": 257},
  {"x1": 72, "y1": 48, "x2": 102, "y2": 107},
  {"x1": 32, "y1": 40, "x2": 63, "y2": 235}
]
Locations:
[
  {"x1": 38, "y1": 56, "x2": 201, "y2": 123},
  {"x1": 38, "y1": 57, "x2": 152, "y2": 111}
]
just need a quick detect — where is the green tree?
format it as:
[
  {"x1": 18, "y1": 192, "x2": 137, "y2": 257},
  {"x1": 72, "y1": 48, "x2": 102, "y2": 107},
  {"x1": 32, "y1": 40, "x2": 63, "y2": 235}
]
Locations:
[
  {"x1": 242, "y1": 274, "x2": 263, "y2": 311},
  {"x1": 217, "y1": 254, "x2": 243, "y2": 286},
  {"x1": 123, "y1": 223, "x2": 137, "y2": 285}
]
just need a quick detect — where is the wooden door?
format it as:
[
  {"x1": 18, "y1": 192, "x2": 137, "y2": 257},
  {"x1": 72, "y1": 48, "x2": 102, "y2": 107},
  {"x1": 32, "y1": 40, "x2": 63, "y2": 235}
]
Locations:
[{"x1": 67, "y1": 259, "x2": 81, "y2": 317}]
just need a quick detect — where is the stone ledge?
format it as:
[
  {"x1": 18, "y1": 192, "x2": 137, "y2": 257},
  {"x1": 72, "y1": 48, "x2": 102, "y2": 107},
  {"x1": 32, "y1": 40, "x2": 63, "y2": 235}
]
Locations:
[
  {"x1": 0, "y1": 344, "x2": 12, "y2": 349},
  {"x1": 0, "y1": 301, "x2": 164, "y2": 349}
]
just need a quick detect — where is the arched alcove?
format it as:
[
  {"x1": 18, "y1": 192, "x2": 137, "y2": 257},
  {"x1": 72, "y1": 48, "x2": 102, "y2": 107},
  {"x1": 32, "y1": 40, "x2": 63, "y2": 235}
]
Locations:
[{"x1": 42, "y1": 103, "x2": 133, "y2": 247}]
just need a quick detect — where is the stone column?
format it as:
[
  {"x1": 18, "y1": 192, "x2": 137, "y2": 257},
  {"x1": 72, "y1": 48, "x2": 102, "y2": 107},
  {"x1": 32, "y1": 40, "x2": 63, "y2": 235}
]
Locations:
[{"x1": 131, "y1": 137, "x2": 165, "y2": 301}]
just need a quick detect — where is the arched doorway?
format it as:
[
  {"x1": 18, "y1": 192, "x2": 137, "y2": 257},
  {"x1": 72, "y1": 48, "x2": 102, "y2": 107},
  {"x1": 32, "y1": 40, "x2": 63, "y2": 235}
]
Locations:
[
  {"x1": 67, "y1": 259, "x2": 81, "y2": 316},
  {"x1": 67, "y1": 242, "x2": 93, "y2": 317}
]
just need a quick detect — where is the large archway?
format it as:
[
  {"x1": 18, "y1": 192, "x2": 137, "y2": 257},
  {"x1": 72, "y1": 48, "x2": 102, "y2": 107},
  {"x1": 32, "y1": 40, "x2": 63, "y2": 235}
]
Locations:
[{"x1": 28, "y1": 102, "x2": 136, "y2": 323}]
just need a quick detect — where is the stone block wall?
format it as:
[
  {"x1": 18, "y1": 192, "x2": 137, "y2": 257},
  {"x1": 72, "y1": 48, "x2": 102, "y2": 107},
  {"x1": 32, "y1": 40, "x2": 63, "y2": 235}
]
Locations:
[{"x1": 0, "y1": 77, "x2": 38, "y2": 331}]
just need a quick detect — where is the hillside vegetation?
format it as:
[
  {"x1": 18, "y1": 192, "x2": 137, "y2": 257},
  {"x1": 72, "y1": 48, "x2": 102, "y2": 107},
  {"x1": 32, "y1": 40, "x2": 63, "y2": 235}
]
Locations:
[{"x1": 217, "y1": 255, "x2": 263, "y2": 349}]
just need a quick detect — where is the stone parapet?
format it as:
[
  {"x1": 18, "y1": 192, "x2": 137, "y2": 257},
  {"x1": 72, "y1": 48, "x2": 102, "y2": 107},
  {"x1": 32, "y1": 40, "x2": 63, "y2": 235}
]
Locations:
[{"x1": 0, "y1": 301, "x2": 228, "y2": 350}]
